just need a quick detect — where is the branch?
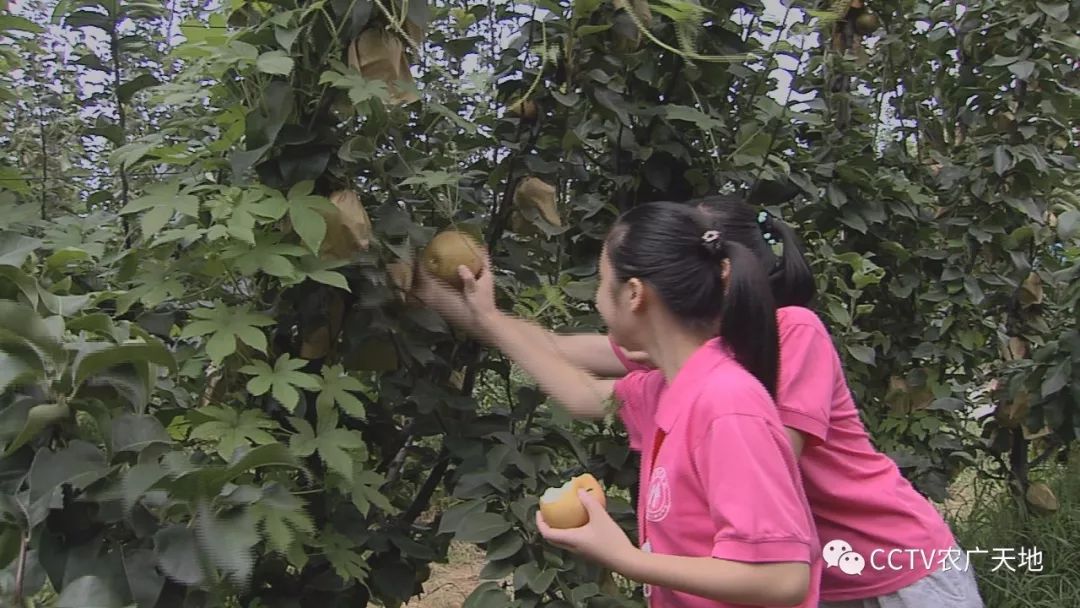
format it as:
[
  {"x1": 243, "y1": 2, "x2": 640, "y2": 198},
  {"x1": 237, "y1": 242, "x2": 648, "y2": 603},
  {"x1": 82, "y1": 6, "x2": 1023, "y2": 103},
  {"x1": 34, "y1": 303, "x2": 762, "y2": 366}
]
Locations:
[
  {"x1": 110, "y1": 22, "x2": 131, "y2": 237},
  {"x1": 399, "y1": 447, "x2": 450, "y2": 525}
]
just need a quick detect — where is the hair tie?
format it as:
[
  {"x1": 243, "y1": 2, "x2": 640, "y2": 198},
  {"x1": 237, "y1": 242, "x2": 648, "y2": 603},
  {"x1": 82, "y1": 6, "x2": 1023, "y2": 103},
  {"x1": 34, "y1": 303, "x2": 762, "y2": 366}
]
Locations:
[
  {"x1": 757, "y1": 211, "x2": 780, "y2": 246},
  {"x1": 700, "y1": 229, "x2": 725, "y2": 257}
]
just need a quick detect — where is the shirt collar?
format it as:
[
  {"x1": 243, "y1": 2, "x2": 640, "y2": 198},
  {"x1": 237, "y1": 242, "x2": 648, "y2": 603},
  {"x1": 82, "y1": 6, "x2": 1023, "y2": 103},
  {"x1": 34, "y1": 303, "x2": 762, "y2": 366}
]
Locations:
[{"x1": 654, "y1": 338, "x2": 731, "y2": 432}]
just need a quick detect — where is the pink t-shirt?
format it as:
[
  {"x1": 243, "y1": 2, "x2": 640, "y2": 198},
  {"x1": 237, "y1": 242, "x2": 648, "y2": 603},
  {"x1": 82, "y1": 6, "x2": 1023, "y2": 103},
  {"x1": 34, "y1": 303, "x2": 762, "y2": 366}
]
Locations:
[
  {"x1": 613, "y1": 338, "x2": 822, "y2": 608},
  {"x1": 613, "y1": 306, "x2": 957, "y2": 602}
]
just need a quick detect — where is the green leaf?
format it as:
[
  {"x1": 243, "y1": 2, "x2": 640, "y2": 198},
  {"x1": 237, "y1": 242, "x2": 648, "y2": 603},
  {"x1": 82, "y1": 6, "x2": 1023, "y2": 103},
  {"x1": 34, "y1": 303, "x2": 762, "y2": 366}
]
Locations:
[
  {"x1": 240, "y1": 354, "x2": 320, "y2": 411},
  {"x1": 120, "y1": 181, "x2": 200, "y2": 237},
  {"x1": 306, "y1": 269, "x2": 351, "y2": 291},
  {"x1": 847, "y1": 344, "x2": 876, "y2": 366},
  {"x1": 486, "y1": 532, "x2": 523, "y2": 561},
  {"x1": 189, "y1": 406, "x2": 278, "y2": 460},
  {"x1": 0, "y1": 300, "x2": 64, "y2": 367},
  {"x1": 222, "y1": 443, "x2": 303, "y2": 481},
  {"x1": 117, "y1": 73, "x2": 162, "y2": 104},
  {"x1": 110, "y1": 414, "x2": 172, "y2": 454},
  {"x1": 455, "y1": 512, "x2": 512, "y2": 543},
  {"x1": 56, "y1": 575, "x2": 127, "y2": 608},
  {"x1": 1037, "y1": 2, "x2": 1069, "y2": 21},
  {"x1": 663, "y1": 105, "x2": 725, "y2": 130},
  {"x1": 179, "y1": 302, "x2": 274, "y2": 363},
  {"x1": 576, "y1": 23, "x2": 612, "y2": 35},
  {"x1": 463, "y1": 581, "x2": 512, "y2": 608},
  {"x1": 1041, "y1": 359, "x2": 1070, "y2": 398},
  {"x1": 195, "y1": 502, "x2": 259, "y2": 587},
  {"x1": 0, "y1": 14, "x2": 45, "y2": 33},
  {"x1": 122, "y1": 462, "x2": 168, "y2": 513},
  {"x1": 1008, "y1": 60, "x2": 1035, "y2": 80},
  {"x1": 275, "y1": 26, "x2": 301, "y2": 51},
  {"x1": 316, "y1": 364, "x2": 367, "y2": 418},
  {"x1": 0, "y1": 231, "x2": 43, "y2": 266},
  {"x1": 256, "y1": 50, "x2": 294, "y2": 75},
  {"x1": 319, "y1": 68, "x2": 391, "y2": 106},
  {"x1": 0, "y1": 351, "x2": 40, "y2": 395},
  {"x1": 4, "y1": 402, "x2": 70, "y2": 456},
  {"x1": 252, "y1": 484, "x2": 315, "y2": 556},
  {"x1": 288, "y1": 405, "x2": 366, "y2": 479},
  {"x1": 1057, "y1": 210, "x2": 1080, "y2": 241},
  {"x1": 154, "y1": 525, "x2": 205, "y2": 586},
  {"x1": 318, "y1": 530, "x2": 369, "y2": 582},
  {"x1": 438, "y1": 500, "x2": 487, "y2": 535},
  {"x1": 28, "y1": 440, "x2": 109, "y2": 505},
  {"x1": 351, "y1": 469, "x2": 395, "y2": 516},
  {"x1": 514, "y1": 562, "x2": 556, "y2": 594},
  {"x1": 289, "y1": 202, "x2": 328, "y2": 254},
  {"x1": 73, "y1": 340, "x2": 177, "y2": 389}
]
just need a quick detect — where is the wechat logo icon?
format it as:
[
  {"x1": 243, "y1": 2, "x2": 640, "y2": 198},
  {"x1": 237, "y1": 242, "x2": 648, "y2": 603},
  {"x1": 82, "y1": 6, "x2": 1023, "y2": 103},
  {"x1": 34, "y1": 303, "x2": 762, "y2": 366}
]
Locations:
[{"x1": 823, "y1": 539, "x2": 866, "y2": 576}]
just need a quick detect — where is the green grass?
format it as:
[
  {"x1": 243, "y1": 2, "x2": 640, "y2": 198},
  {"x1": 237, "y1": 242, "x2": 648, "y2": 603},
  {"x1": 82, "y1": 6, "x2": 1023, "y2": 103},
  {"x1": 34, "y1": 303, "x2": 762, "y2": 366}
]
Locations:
[{"x1": 951, "y1": 455, "x2": 1080, "y2": 608}]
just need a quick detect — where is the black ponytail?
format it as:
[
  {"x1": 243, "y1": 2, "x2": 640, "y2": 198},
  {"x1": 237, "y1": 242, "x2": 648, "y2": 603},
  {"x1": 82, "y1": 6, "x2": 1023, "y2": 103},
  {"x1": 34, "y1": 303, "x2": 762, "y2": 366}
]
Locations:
[
  {"x1": 718, "y1": 240, "x2": 780, "y2": 398},
  {"x1": 606, "y1": 202, "x2": 780, "y2": 397},
  {"x1": 692, "y1": 195, "x2": 817, "y2": 308}
]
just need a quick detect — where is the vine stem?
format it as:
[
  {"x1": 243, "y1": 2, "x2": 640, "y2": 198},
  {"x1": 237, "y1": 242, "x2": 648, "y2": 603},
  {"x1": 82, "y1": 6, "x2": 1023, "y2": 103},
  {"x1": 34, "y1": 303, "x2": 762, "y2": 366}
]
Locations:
[{"x1": 13, "y1": 532, "x2": 27, "y2": 603}]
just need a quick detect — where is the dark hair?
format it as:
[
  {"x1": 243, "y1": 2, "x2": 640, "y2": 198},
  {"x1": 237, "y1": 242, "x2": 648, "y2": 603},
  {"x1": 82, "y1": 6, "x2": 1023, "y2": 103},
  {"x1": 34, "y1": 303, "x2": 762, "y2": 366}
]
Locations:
[
  {"x1": 693, "y1": 195, "x2": 816, "y2": 308},
  {"x1": 605, "y1": 202, "x2": 779, "y2": 397}
]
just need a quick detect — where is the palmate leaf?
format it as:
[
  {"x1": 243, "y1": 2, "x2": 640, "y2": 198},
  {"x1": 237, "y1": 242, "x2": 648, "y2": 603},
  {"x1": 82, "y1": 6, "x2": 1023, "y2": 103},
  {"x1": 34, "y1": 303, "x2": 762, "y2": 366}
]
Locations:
[
  {"x1": 350, "y1": 468, "x2": 395, "y2": 516},
  {"x1": 286, "y1": 181, "x2": 335, "y2": 254},
  {"x1": 188, "y1": 405, "x2": 279, "y2": 460},
  {"x1": 251, "y1": 484, "x2": 315, "y2": 557},
  {"x1": 240, "y1": 354, "x2": 320, "y2": 411},
  {"x1": 179, "y1": 301, "x2": 274, "y2": 363},
  {"x1": 288, "y1": 404, "x2": 366, "y2": 479},
  {"x1": 316, "y1": 364, "x2": 367, "y2": 419},
  {"x1": 194, "y1": 502, "x2": 259, "y2": 588},
  {"x1": 317, "y1": 529, "x2": 369, "y2": 582},
  {"x1": 119, "y1": 180, "x2": 200, "y2": 237}
]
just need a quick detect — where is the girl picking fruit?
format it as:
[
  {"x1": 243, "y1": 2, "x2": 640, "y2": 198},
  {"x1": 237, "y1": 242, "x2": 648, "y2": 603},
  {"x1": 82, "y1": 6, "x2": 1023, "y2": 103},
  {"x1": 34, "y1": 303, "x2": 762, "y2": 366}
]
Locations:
[
  {"x1": 415, "y1": 195, "x2": 984, "y2": 608},
  {"x1": 417, "y1": 201, "x2": 822, "y2": 607}
]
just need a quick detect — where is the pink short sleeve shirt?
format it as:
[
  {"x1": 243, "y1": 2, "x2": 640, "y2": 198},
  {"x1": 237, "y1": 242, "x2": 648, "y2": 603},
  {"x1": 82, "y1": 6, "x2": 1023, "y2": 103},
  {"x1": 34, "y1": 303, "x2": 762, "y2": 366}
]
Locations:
[
  {"x1": 613, "y1": 307, "x2": 957, "y2": 602},
  {"x1": 614, "y1": 339, "x2": 822, "y2": 608}
]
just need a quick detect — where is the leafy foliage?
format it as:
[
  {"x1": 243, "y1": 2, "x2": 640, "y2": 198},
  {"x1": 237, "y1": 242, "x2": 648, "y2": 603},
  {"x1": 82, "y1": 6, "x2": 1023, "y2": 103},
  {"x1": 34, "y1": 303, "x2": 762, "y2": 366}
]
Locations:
[{"x1": 0, "y1": 0, "x2": 1077, "y2": 606}]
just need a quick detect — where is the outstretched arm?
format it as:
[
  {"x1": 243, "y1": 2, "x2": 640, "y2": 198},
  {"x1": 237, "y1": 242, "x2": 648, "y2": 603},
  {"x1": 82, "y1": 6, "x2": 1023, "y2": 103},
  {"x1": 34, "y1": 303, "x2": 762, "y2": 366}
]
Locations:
[{"x1": 411, "y1": 257, "x2": 649, "y2": 378}]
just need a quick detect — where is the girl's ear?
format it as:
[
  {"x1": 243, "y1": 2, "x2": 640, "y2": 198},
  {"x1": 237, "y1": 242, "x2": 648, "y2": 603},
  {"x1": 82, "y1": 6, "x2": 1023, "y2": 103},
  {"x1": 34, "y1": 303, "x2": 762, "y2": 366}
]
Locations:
[{"x1": 626, "y1": 277, "x2": 646, "y2": 312}]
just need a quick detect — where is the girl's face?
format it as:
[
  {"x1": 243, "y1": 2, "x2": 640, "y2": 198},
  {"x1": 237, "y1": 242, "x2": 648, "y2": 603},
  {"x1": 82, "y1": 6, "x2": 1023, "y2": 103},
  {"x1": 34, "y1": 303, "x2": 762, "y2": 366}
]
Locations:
[{"x1": 596, "y1": 245, "x2": 644, "y2": 351}]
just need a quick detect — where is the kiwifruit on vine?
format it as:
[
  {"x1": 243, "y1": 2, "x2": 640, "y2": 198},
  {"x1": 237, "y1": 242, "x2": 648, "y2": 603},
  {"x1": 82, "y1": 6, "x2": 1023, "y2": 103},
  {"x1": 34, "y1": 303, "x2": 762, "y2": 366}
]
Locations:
[{"x1": 420, "y1": 229, "x2": 485, "y2": 289}]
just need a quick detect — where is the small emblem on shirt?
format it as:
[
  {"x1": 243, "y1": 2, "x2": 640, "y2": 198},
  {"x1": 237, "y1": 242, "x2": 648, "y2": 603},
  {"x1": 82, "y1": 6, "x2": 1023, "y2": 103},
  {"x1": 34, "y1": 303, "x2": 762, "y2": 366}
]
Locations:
[{"x1": 646, "y1": 467, "x2": 671, "y2": 522}]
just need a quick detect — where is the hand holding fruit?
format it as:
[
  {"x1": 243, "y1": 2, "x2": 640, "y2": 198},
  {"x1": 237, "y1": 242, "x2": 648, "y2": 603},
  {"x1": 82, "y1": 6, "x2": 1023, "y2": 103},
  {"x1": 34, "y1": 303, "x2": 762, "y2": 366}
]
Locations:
[
  {"x1": 535, "y1": 475, "x2": 636, "y2": 571},
  {"x1": 411, "y1": 229, "x2": 488, "y2": 332}
]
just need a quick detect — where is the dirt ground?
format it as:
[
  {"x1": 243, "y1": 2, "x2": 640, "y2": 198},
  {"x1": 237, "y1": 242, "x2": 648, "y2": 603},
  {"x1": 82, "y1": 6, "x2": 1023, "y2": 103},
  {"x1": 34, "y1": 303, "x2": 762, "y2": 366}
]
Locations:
[{"x1": 410, "y1": 542, "x2": 487, "y2": 608}]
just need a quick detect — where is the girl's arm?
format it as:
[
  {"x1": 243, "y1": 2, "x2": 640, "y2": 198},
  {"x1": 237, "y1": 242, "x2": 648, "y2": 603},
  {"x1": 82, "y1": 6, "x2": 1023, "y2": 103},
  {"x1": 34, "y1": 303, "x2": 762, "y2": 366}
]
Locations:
[
  {"x1": 411, "y1": 258, "x2": 647, "y2": 377},
  {"x1": 478, "y1": 310, "x2": 615, "y2": 419},
  {"x1": 618, "y1": 552, "x2": 809, "y2": 607}
]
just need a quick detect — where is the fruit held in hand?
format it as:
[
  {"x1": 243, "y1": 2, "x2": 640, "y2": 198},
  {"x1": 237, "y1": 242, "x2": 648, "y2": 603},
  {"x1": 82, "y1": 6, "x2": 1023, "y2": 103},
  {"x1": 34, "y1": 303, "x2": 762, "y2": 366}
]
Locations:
[
  {"x1": 421, "y1": 229, "x2": 484, "y2": 289},
  {"x1": 539, "y1": 474, "x2": 606, "y2": 529}
]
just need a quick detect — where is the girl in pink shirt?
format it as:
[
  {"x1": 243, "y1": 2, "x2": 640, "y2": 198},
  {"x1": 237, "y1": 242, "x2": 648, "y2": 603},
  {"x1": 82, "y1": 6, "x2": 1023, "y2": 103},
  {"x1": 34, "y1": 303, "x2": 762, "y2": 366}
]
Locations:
[
  {"x1": 416, "y1": 195, "x2": 984, "y2": 608},
  {"x1": 419, "y1": 201, "x2": 821, "y2": 607}
]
